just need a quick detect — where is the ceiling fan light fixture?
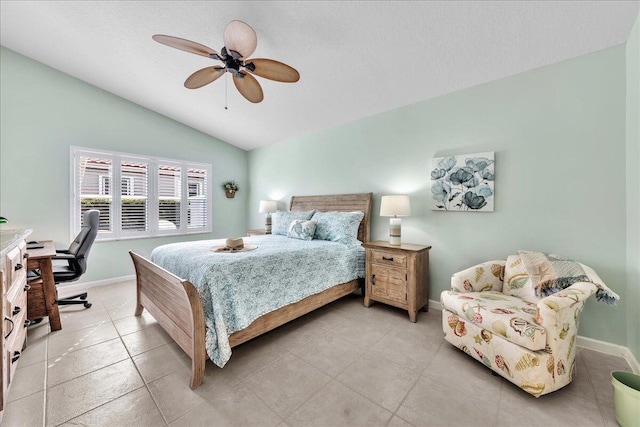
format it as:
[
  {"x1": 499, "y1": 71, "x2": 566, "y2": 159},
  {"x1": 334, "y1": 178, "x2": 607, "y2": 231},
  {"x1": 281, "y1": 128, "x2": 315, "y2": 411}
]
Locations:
[
  {"x1": 153, "y1": 19, "x2": 298, "y2": 104},
  {"x1": 223, "y1": 20, "x2": 257, "y2": 59}
]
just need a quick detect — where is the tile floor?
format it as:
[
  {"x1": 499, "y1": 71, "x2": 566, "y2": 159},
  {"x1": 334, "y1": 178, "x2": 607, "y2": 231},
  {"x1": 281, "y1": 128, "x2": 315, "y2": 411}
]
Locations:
[{"x1": 2, "y1": 280, "x2": 633, "y2": 426}]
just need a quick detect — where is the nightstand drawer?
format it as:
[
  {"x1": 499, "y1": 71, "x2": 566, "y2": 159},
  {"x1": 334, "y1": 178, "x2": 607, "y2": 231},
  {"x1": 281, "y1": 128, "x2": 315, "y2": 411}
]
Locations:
[
  {"x1": 371, "y1": 264, "x2": 407, "y2": 304},
  {"x1": 371, "y1": 250, "x2": 406, "y2": 268}
]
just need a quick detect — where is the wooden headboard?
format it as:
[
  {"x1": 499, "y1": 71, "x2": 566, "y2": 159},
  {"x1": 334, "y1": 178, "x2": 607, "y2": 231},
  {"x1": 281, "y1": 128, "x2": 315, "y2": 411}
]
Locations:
[{"x1": 289, "y1": 193, "x2": 373, "y2": 243}]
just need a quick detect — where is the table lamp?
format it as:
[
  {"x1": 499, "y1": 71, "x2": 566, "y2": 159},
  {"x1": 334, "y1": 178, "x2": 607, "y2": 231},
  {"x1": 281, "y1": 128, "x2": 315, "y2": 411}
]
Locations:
[
  {"x1": 258, "y1": 200, "x2": 278, "y2": 233},
  {"x1": 380, "y1": 195, "x2": 411, "y2": 245}
]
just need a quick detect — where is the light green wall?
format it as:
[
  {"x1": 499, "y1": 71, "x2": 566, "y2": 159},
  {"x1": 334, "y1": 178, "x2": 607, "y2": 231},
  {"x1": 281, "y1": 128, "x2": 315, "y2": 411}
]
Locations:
[
  {"x1": 249, "y1": 46, "x2": 629, "y2": 345},
  {"x1": 626, "y1": 13, "x2": 640, "y2": 360},
  {"x1": 0, "y1": 47, "x2": 248, "y2": 283}
]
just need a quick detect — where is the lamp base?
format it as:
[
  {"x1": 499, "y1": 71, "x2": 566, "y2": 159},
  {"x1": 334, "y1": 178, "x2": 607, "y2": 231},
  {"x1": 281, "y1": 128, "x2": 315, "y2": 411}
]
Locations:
[
  {"x1": 389, "y1": 218, "x2": 401, "y2": 246},
  {"x1": 265, "y1": 214, "x2": 272, "y2": 234}
]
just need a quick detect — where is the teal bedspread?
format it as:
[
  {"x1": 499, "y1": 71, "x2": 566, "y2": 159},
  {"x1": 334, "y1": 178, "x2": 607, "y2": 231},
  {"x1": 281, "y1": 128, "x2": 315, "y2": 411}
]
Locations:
[{"x1": 151, "y1": 235, "x2": 365, "y2": 367}]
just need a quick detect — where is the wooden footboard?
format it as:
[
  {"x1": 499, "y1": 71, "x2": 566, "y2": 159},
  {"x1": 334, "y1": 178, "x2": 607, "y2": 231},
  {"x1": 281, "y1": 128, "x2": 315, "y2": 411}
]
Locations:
[
  {"x1": 129, "y1": 251, "x2": 206, "y2": 389},
  {"x1": 130, "y1": 251, "x2": 361, "y2": 389}
]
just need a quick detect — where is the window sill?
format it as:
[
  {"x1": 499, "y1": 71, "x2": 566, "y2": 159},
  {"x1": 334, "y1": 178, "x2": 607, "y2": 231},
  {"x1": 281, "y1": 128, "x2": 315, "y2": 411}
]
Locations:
[{"x1": 95, "y1": 229, "x2": 212, "y2": 242}]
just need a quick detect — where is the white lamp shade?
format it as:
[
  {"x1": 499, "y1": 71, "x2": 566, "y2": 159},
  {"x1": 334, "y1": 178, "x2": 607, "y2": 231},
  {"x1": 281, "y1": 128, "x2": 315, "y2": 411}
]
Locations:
[
  {"x1": 380, "y1": 195, "x2": 411, "y2": 217},
  {"x1": 258, "y1": 200, "x2": 278, "y2": 214}
]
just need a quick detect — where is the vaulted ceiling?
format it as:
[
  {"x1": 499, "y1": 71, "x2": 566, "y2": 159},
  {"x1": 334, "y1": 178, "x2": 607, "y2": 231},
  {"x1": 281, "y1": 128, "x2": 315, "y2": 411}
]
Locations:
[{"x1": 1, "y1": 1, "x2": 638, "y2": 150}]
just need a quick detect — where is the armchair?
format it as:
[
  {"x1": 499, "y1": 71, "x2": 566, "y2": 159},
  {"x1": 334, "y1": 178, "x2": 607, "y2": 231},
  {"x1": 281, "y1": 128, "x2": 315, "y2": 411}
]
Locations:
[{"x1": 440, "y1": 255, "x2": 598, "y2": 397}]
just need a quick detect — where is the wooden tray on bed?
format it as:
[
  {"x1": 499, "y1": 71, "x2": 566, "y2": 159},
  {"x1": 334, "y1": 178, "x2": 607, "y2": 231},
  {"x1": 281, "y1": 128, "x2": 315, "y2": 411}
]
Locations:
[{"x1": 129, "y1": 192, "x2": 372, "y2": 389}]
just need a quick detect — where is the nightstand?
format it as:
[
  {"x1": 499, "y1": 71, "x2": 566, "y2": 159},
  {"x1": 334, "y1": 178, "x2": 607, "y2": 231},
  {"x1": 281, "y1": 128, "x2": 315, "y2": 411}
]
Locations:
[
  {"x1": 362, "y1": 240, "x2": 431, "y2": 322},
  {"x1": 246, "y1": 229, "x2": 270, "y2": 237}
]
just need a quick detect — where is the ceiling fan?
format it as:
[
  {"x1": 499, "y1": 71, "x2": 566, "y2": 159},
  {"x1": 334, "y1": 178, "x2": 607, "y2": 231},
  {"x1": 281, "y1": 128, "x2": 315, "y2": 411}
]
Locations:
[{"x1": 153, "y1": 20, "x2": 300, "y2": 104}]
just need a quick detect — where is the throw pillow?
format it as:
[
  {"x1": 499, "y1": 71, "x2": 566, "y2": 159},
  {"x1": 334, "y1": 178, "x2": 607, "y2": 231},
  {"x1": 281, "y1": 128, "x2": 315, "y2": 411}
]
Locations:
[
  {"x1": 287, "y1": 220, "x2": 317, "y2": 241},
  {"x1": 271, "y1": 210, "x2": 316, "y2": 236},
  {"x1": 503, "y1": 254, "x2": 539, "y2": 304}
]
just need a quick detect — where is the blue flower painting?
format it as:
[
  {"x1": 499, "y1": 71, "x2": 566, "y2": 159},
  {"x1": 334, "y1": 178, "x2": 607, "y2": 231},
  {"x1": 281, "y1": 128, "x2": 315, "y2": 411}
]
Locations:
[{"x1": 430, "y1": 152, "x2": 495, "y2": 212}]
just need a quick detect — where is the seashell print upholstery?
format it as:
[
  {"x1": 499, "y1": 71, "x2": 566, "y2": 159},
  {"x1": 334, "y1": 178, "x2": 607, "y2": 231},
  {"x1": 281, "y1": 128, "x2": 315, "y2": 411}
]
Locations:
[{"x1": 441, "y1": 255, "x2": 599, "y2": 397}]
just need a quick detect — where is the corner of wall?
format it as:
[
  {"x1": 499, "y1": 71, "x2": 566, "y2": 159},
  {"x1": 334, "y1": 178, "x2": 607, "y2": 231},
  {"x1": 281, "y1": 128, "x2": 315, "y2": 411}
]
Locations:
[{"x1": 626, "y1": 11, "x2": 640, "y2": 361}]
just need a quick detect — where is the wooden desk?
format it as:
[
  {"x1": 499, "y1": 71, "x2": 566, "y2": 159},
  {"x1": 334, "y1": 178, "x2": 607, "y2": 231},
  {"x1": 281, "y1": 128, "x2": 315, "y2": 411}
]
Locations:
[{"x1": 25, "y1": 241, "x2": 62, "y2": 331}]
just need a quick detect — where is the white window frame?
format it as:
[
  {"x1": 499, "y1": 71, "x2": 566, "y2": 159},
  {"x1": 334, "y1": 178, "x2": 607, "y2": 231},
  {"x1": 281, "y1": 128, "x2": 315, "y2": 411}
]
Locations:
[{"x1": 70, "y1": 146, "x2": 212, "y2": 242}]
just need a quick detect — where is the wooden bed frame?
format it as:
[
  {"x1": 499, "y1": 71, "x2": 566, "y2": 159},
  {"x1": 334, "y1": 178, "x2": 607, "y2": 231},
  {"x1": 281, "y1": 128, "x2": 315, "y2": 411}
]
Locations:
[{"x1": 129, "y1": 193, "x2": 372, "y2": 389}]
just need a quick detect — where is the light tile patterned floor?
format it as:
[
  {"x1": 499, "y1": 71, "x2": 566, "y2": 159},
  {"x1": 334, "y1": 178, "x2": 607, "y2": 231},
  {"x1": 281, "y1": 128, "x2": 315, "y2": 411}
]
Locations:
[{"x1": 2, "y1": 280, "x2": 634, "y2": 426}]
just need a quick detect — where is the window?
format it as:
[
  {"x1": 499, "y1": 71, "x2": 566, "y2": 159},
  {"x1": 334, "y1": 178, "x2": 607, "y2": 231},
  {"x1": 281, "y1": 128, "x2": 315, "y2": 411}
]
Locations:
[{"x1": 71, "y1": 147, "x2": 212, "y2": 241}]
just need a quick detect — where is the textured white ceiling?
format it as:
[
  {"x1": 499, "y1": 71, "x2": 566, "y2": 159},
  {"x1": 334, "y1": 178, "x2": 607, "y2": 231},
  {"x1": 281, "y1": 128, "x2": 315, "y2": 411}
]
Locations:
[{"x1": 1, "y1": 1, "x2": 638, "y2": 151}]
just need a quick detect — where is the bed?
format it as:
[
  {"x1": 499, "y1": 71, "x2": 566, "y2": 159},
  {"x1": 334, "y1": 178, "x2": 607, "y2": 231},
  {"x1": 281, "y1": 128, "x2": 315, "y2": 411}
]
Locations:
[{"x1": 129, "y1": 193, "x2": 372, "y2": 389}]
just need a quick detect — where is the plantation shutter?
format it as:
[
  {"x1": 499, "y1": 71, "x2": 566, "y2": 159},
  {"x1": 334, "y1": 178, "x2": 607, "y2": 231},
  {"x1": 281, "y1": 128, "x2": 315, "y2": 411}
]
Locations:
[
  {"x1": 121, "y1": 160, "x2": 148, "y2": 233},
  {"x1": 77, "y1": 155, "x2": 113, "y2": 234},
  {"x1": 187, "y1": 167, "x2": 208, "y2": 229},
  {"x1": 72, "y1": 147, "x2": 211, "y2": 241},
  {"x1": 158, "y1": 164, "x2": 181, "y2": 231}
]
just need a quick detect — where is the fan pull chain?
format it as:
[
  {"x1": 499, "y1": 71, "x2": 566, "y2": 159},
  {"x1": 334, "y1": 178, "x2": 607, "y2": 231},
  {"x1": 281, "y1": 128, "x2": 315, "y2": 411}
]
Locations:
[{"x1": 225, "y1": 73, "x2": 228, "y2": 110}]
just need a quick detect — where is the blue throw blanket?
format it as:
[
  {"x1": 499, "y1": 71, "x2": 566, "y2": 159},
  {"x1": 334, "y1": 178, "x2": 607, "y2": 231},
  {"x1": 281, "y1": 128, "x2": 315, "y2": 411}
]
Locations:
[
  {"x1": 517, "y1": 250, "x2": 620, "y2": 305},
  {"x1": 151, "y1": 235, "x2": 365, "y2": 366}
]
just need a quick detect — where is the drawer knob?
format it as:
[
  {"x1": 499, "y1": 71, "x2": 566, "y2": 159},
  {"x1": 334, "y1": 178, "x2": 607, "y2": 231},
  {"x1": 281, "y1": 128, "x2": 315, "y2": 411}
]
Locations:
[
  {"x1": 23, "y1": 252, "x2": 29, "y2": 259},
  {"x1": 24, "y1": 284, "x2": 31, "y2": 292},
  {"x1": 4, "y1": 317, "x2": 15, "y2": 339},
  {"x1": 14, "y1": 263, "x2": 23, "y2": 271},
  {"x1": 24, "y1": 319, "x2": 31, "y2": 328},
  {"x1": 382, "y1": 256, "x2": 394, "y2": 261},
  {"x1": 12, "y1": 306, "x2": 21, "y2": 316},
  {"x1": 372, "y1": 274, "x2": 376, "y2": 285},
  {"x1": 11, "y1": 351, "x2": 21, "y2": 363}
]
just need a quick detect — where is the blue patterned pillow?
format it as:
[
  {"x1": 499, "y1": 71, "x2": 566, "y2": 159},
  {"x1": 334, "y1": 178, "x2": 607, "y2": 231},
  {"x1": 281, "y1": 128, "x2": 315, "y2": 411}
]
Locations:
[
  {"x1": 311, "y1": 211, "x2": 365, "y2": 245},
  {"x1": 287, "y1": 220, "x2": 317, "y2": 241},
  {"x1": 271, "y1": 210, "x2": 316, "y2": 236}
]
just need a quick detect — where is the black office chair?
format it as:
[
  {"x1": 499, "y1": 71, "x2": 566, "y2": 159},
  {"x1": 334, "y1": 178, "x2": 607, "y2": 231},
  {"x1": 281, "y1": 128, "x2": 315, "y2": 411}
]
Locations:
[{"x1": 51, "y1": 209, "x2": 100, "y2": 308}]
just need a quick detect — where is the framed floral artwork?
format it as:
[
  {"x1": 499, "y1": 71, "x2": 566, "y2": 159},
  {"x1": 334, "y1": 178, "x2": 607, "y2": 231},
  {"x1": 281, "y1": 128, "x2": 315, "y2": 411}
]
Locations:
[{"x1": 430, "y1": 152, "x2": 494, "y2": 212}]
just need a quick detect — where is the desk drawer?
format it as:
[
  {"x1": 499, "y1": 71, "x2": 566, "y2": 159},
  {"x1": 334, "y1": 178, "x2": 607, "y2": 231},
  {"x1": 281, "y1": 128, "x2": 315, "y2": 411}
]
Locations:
[
  {"x1": 371, "y1": 249, "x2": 406, "y2": 268},
  {"x1": 6, "y1": 246, "x2": 27, "y2": 289},
  {"x1": 6, "y1": 307, "x2": 28, "y2": 389},
  {"x1": 7, "y1": 279, "x2": 28, "y2": 332},
  {"x1": 18, "y1": 240, "x2": 27, "y2": 264}
]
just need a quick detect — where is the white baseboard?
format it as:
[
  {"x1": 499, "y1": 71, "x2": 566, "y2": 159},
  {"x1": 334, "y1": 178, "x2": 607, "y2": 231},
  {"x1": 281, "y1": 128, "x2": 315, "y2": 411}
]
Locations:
[
  {"x1": 431, "y1": 299, "x2": 640, "y2": 374},
  {"x1": 577, "y1": 336, "x2": 640, "y2": 374},
  {"x1": 57, "y1": 275, "x2": 135, "y2": 298},
  {"x1": 622, "y1": 348, "x2": 640, "y2": 374},
  {"x1": 428, "y1": 298, "x2": 442, "y2": 311}
]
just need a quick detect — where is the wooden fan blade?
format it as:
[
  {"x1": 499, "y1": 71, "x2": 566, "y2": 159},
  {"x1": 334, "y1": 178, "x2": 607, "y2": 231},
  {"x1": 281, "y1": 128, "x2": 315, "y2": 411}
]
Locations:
[
  {"x1": 223, "y1": 20, "x2": 257, "y2": 59},
  {"x1": 152, "y1": 34, "x2": 218, "y2": 58},
  {"x1": 247, "y1": 58, "x2": 300, "y2": 83},
  {"x1": 233, "y1": 72, "x2": 264, "y2": 103},
  {"x1": 184, "y1": 66, "x2": 226, "y2": 89}
]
